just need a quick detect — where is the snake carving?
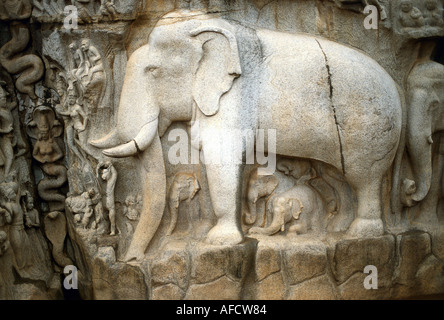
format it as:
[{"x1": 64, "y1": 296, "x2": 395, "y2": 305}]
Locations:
[
  {"x1": 0, "y1": 21, "x2": 44, "y2": 100},
  {"x1": 37, "y1": 163, "x2": 68, "y2": 212}
]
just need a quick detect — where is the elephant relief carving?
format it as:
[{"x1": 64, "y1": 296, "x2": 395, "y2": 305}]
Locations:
[
  {"x1": 402, "y1": 44, "x2": 444, "y2": 208},
  {"x1": 243, "y1": 167, "x2": 279, "y2": 226},
  {"x1": 166, "y1": 172, "x2": 200, "y2": 236},
  {"x1": 91, "y1": 9, "x2": 402, "y2": 261},
  {"x1": 249, "y1": 181, "x2": 327, "y2": 236}
]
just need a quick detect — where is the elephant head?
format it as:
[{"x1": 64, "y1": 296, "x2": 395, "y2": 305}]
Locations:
[
  {"x1": 244, "y1": 168, "x2": 279, "y2": 225},
  {"x1": 405, "y1": 59, "x2": 444, "y2": 204},
  {"x1": 249, "y1": 195, "x2": 302, "y2": 235},
  {"x1": 90, "y1": 10, "x2": 242, "y2": 261}
]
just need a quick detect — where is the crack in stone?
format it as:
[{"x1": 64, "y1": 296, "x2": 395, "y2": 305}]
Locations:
[{"x1": 315, "y1": 39, "x2": 345, "y2": 175}]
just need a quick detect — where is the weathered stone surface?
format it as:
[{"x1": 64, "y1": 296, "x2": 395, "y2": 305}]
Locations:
[
  {"x1": 185, "y1": 276, "x2": 241, "y2": 300},
  {"x1": 150, "y1": 242, "x2": 189, "y2": 289},
  {"x1": 338, "y1": 272, "x2": 392, "y2": 300},
  {"x1": 190, "y1": 239, "x2": 256, "y2": 285},
  {"x1": 430, "y1": 229, "x2": 444, "y2": 260},
  {"x1": 331, "y1": 234, "x2": 395, "y2": 286},
  {"x1": 282, "y1": 240, "x2": 327, "y2": 285},
  {"x1": 255, "y1": 241, "x2": 282, "y2": 281},
  {"x1": 395, "y1": 231, "x2": 432, "y2": 285},
  {"x1": 288, "y1": 274, "x2": 338, "y2": 300},
  {"x1": 152, "y1": 283, "x2": 184, "y2": 300},
  {"x1": 2, "y1": 0, "x2": 444, "y2": 301},
  {"x1": 249, "y1": 272, "x2": 286, "y2": 300}
]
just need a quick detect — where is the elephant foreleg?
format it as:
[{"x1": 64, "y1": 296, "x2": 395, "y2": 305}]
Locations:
[
  {"x1": 204, "y1": 162, "x2": 244, "y2": 246},
  {"x1": 123, "y1": 135, "x2": 166, "y2": 262}
]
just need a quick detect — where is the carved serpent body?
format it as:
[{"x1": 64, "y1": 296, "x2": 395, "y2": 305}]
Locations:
[
  {"x1": 0, "y1": 22, "x2": 44, "y2": 100},
  {"x1": 37, "y1": 163, "x2": 67, "y2": 211}
]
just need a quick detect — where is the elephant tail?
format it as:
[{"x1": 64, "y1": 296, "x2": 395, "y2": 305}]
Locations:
[{"x1": 390, "y1": 82, "x2": 407, "y2": 215}]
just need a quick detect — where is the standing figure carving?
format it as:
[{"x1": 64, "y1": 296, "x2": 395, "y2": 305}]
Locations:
[{"x1": 97, "y1": 161, "x2": 117, "y2": 236}]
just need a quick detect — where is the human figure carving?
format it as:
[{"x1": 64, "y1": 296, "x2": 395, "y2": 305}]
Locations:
[
  {"x1": 70, "y1": 42, "x2": 89, "y2": 81},
  {"x1": 28, "y1": 106, "x2": 64, "y2": 164},
  {"x1": 398, "y1": 0, "x2": 425, "y2": 28},
  {"x1": 56, "y1": 83, "x2": 88, "y2": 162},
  {"x1": 80, "y1": 39, "x2": 104, "y2": 86},
  {"x1": 0, "y1": 182, "x2": 34, "y2": 271},
  {"x1": 97, "y1": 161, "x2": 117, "y2": 236},
  {"x1": 66, "y1": 191, "x2": 94, "y2": 229},
  {"x1": 21, "y1": 191, "x2": 40, "y2": 228},
  {"x1": 424, "y1": 0, "x2": 444, "y2": 27},
  {"x1": 100, "y1": 0, "x2": 117, "y2": 20},
  {"x1": 123, "y1": 195, "x2": 140, "y2": 221},
  {"x1": 0, "y1": 84, "x2": 15, "y2": 177},
  {"x1": 0, "y1": 231, "x2": 9, "y2": 256}
]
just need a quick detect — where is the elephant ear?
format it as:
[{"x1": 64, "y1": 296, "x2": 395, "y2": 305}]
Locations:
[
  {"x1": 290, "y1": 198, "x2": 303, "y2": 220},
  {"x1": 190, "y1": 26, "x2": 242, "y2": 116}
]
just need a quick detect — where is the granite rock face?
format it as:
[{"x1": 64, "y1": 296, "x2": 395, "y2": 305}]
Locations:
[{"x1": 0, "y1": 0, "x2": 444, "y2": 300}]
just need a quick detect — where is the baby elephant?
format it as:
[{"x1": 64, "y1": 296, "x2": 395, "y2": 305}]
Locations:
[{"x1": 249, "y1": 184, "x2": 326, "y2": 236}]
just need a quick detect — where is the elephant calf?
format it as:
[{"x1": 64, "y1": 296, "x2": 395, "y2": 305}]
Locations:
[{"x1": 249, "y1": 183, "x2": 326, "y2": 236}]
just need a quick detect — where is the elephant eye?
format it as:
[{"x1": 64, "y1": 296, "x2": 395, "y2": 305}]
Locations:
[
  {"x1": 429, "y1": 100, "x2": 439, "y2": 112},
  {"x1": 145, "y1": 66, "x2": 159, "y2": 74}
]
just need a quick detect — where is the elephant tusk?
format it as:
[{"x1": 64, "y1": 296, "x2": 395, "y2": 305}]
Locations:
[
  {"x1": 89, "y1": 128, "x2": 120, "y2": 149},
  {"x1": 102, "y1": 118, "x2": 159, "y2": 158},
  {"x1": 428, "y1": 135, "x2": 434, "y2": 145},
  {"x1": 103, "y1": 140, "x2": 138, "y2": 158}
]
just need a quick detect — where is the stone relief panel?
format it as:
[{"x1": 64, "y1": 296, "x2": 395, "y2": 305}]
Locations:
[{"x1": 0, "y1": 0, "x2": 444, "y2": 300}]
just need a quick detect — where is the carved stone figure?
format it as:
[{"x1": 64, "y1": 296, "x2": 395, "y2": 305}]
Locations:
[
  {"x1": 72, "y1": 0, "x2": 93, "y2": 23},
  {"x1": 123, "y1": 195, "x2": 140, "y2": 221},
  {"x1": 165, "y1": 172, "x2": 200, "y2": 236},
  {"x1": 424, "y1": 0, "x2": 444, "y2": 27},
  {"x1": 97, "y1": 161, "x2": 117, "y2": 236},
  {"x1": 0, "y1": 84, "x2": 15, "y2": 177},
  {"x1": 243, "y1": 168, "x2": 279, "y2": 225},
  {"x1": 43, "y1": 211, "x2": 73, "y2": 267},
  {"x1": 0, "y1": 0, "x2": 32, "y2": 20},
  {"x1": 0, "y1": 231, "x2": 8, "y2": 256},
  {"x1": 100, "y1": 0, "x2": 117, "y2": 20},
  {"x1": 0, "y1": 182, "x2": 34, "y2": 272},
  {"x1": 398, "y1": 0, "x2": 425, "y2": 28},
  {"x1": 403, "y1": 53, "x2": 444, "y2": 206},
  {"x1": 22, "y1": 191, "x2": 40, "y2": 228},
  {"x1": 66, "y1": 191, "x2": 95, "y2": 229},
  {"x1": 91, "y1": 10, "x2": 402, "y2": 261},
  {"x1": 249, "y1": 182, "x2": 327, "y2": 236},
  {"x1": 56, "y1": 82, "x2": 88, "y2": 162},
  {"x1": 27, "y1": 106, "x2": 64, "y2": 164},
  {"x1": 0, "y1": 22, "x2": 44, "y2": 100}
]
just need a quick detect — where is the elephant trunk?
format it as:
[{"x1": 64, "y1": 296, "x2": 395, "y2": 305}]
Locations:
[
  {"x1": 409, "y1": 135, "x2": 433, "y2": 203},
  {"x1": 249, "y1": 214, "x2": 283, "y2": 235},
  {"x1": 244, "y1": 189, "x2": 258, "y2": 225},
  {"x1": 407, "y1": 103, "x2": 433, "y2": 203},
  {"x1": 123, "y1": 134, "x2": 166, "y2": 262}
]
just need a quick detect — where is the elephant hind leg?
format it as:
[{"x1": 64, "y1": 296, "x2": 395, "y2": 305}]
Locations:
[{"x1": 347, "y1": 178, "x2": 384, "y2": 238}]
